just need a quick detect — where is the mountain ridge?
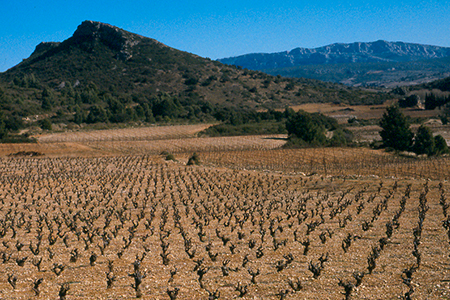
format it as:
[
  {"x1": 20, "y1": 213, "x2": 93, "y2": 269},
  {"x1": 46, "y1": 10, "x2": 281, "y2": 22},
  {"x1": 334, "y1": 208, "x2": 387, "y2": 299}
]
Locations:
[
  {"x1": 219, "y1": 40, "x2": 450, "y2": 69},
  {"x1": 218, "y1": 41, "x2": 450, "y2": 87}
]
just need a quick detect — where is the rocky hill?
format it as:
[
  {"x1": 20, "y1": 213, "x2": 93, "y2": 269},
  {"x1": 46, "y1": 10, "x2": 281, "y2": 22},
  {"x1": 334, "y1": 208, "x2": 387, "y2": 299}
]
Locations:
[{"x1": 0, "y1": 21, "x2": 390, "y2": 132}]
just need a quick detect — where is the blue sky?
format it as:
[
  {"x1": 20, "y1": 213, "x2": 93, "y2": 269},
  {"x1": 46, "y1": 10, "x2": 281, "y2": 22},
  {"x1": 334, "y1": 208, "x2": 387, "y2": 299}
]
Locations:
[{"x1": 1, "y1": 0, "x2": 449, "y2": 72}]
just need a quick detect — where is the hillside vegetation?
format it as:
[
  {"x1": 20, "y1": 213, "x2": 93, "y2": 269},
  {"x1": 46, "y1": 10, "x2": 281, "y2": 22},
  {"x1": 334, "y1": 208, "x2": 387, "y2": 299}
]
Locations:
[
  {"x1": 0, "y1": 21, "x2": 390, "y2": 137},
  {"x1": 262, "y1": 57, "x2": 450, "y2": 88}
]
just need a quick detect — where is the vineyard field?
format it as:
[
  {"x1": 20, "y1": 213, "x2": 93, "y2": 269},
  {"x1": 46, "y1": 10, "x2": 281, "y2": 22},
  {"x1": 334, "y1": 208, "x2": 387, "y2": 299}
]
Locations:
[{"x1": 0, "y1": 125, "x2": 449, "y2": 299}]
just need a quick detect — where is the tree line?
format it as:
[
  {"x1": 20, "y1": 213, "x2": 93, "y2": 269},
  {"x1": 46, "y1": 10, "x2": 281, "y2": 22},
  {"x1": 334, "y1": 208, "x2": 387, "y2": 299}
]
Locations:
[
  {"x1": 284, "y1": 110, "x2": 353, "y2": 148},
  {"x1": 284, "y1": 104, "x2": 449, "y2": 156},
  {"x1": 379, "y1": 104, "x2": 448, "y2": 156}
]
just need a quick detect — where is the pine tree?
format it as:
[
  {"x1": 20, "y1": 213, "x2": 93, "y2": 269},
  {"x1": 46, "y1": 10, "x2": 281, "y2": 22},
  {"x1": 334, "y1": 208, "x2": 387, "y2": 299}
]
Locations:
[
  {"x1": 379, "y1": 105, "x2": 413, "y2": 151},
  {"x1": 425, "y1": 93, "x2": 437, "y2": 110},
  {"x1": 413, "y1": 125, "x2": 435, "y2": 155},
  {"x1": 41, "y1": 88, "x2": 55, "y2": 110}
]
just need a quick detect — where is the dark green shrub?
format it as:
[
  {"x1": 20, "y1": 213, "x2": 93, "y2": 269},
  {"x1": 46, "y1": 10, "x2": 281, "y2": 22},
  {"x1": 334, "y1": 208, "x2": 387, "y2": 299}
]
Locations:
[
  {"x1": 434, "y1": 135, "x2": 449, "y2": 155},
  {"x1": 329, "y1": 129, "x2": 353, "y2": 147},
  {"x1": 0, "y1": 111, "x2": 6, "y2": 140},
  {"x1": 187, "y1": 153, "x2": 200, "y2": 165},
  {"x1": 398, "y1": 95, "x2": 419, "y2": 108},
  {"x1": 86, "y1": 106, "x2": 108, "y2": 123},
  {"x1": 165, "y1": 153, "x2": 176, "y2": 161},
  {"x1": 40, "y1": 118, "x2": 52, "y2": 131},
  {"x1": 286, "y1": 111, "x2": 327, "y2": 145}
]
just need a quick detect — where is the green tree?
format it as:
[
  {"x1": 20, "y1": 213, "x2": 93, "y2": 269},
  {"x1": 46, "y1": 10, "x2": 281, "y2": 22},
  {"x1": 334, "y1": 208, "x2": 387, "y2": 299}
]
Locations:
[
  {"x1": 440, "y1": 102, "x2": 450, "y2": 125},
  {"x1": 5, "y1": 115, "x2": 24, "y2": 131},
  {"x1": 40, "y1": 118, "x2": 52, "y2": 131},
  {"x1": 412, "y1": 125, "x2": 435, "y2": 155},
  {"x1": 86, "y1": 106, "x2": 108, "y2": 123},
  {"x1": 284, "y1": 80, "x2": 296, "y2": 91},
  {"x1": 73, "y1": 106, "x2": 86, "y2": 124},
  {"x1": 379, "y1": 105, "x2": 413, "y2": 151},
  {"x1": 152, "y1": 93, "x2": 185, "y2": 118},
  {"x1": 398, "y1": 95, "x2": 419, "y2": 108},
  {"x1": 107, "y1": 97, "x2": 129, "y2": 123},
  {"x1": 286, "y1": 111, "x2": 326, "y2": 145},
  {"x1": 24, "y1": 74, "x2": 39, "y2": 88},
  {"x1": 329, "y1": 128, "x2": 353, "y2": 147},
  {"x1": 41, "y1": 88, "x2": 55, "y2": 110},
  {"x1": 134, "y1": 105, "x2": 145, "y2": 120},
  {"x1": 283, "y1": 107, "x2": 296, "y2": 119},
  {"x1": 0, "y1": 111, "x2": 7, "y2": 140},
  {"x1": 434, "y1": 135, "x2": 449, "y2": 155},
  {"x1": 141, "y1": 103, "x2": 155, "y2": 123},
  {"x1": 425, "y1": 93, "x2": 437, "y2": 110}
]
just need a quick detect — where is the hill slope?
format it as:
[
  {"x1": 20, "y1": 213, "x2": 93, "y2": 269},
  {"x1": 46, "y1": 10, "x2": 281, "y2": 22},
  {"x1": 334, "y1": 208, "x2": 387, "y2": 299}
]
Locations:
[
  {"x1": 266, "y1": 57, "x2": 450, "y2": 88},
  {"x1": 0, "y1": 21, "x2": 389, "y2": 131}
]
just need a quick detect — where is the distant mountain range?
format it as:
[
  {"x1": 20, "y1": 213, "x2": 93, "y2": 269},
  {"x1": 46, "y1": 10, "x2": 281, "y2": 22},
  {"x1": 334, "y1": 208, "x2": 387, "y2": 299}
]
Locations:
[{"x1": 218, "y1": 41, "x2": 450, "y2": 87}]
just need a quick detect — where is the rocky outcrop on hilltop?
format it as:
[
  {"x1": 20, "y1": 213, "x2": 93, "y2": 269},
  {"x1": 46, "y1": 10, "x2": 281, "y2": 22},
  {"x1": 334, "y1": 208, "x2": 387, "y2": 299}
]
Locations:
[{"x1": 69, "y1": 20, "x2": 144, "y2": 60}]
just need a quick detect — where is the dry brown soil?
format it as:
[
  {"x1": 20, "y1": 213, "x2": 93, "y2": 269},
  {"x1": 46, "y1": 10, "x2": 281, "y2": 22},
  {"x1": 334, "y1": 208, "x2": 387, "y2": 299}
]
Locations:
[{"x1": 0, "y1": 124, "x2": 449, "y2": 299}]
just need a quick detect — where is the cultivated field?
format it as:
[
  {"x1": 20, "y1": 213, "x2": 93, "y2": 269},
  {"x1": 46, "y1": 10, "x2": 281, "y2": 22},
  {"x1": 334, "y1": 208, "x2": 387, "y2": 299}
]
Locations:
[
  {"x1": 33, "y1": 124, "x2": 214, "y2": 144},
  {"x1": 290, "y1": 102, "x2": 443, "y2": 123},
  {"x1": 0, "y1": 125, "x2": 449, "y2": 299}
]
